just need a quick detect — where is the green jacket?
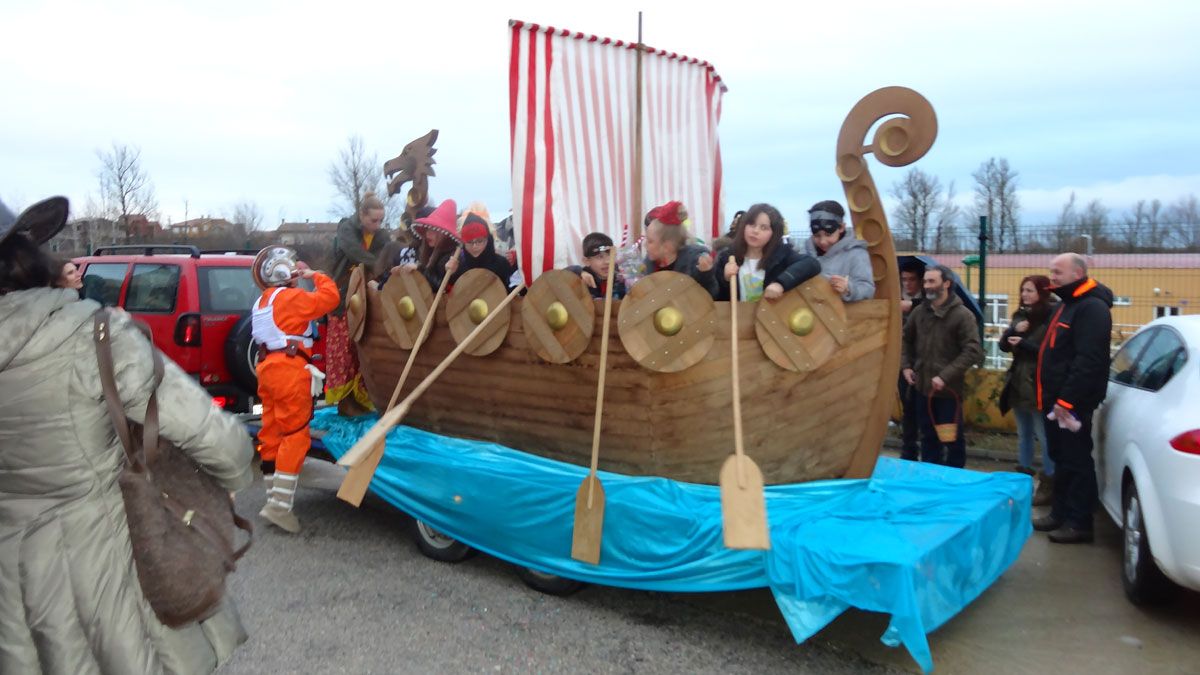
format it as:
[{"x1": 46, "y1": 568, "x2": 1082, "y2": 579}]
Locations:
[
  {"x1": 0, "y1": 288, "x2": 254, "y2": 674},
  {"x1": 900, "y1": 293, "x2": 984, "y2": 398},
  {"x1": 330, "y1": 214, "x2": 389, "y2": 315}
]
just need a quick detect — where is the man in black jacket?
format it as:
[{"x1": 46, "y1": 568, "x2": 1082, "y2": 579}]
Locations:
[{"x1": 1033, "y1": 253, "x2": 1114, "y2": 544}]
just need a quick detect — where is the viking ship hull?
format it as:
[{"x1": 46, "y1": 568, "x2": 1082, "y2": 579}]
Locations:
[{"x1": 349, "y1": 86, "x2": 936, "y2": 486}]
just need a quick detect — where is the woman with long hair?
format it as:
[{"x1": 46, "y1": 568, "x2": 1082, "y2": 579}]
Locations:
[
  {"x1": 327, "y1": 193, "x2": 389, "y2": 416},
  {"x1": 999, "y1": 274, "x2": 1057, "y2": 505}
]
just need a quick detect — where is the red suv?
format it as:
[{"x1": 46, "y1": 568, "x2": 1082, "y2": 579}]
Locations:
[{"x1": 75, "y1": 245, "x2": 326, "y2": 412}]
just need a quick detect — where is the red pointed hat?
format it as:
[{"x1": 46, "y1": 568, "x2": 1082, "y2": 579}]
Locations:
[
  {"x1": 412, "y1": 198, "x2": 461, "y2": 243},
  {"x1": 649, "y1": 200, "x2": 683, "y2": 226}
]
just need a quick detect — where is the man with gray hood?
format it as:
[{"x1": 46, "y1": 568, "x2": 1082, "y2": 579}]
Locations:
[
  {"x1": 901, "y1": 264, "x2": 984, "y2": 468},
  {"x1": 802, "y1": 200, "x2": 875, "y2": 302}
]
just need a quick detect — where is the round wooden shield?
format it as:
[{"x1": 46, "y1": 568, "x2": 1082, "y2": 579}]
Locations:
[
  {"x1": 346, "y1": 264, "x2": 368, "y2": 342},
  {"x1": 617, "y1": 271, "x2": 716, "y2": 373},
  {"x1": 754, "y1": 277, "x2": 850, "y2": 372},
  {"x1": 446, "y1": 268, "x2": 512, "y2": 356},
  {"x1": 521, "y1": 270, "x2": 595, "y2": 364},
  {"x1": 380, "y1": 269, "x2": 434, "y2": 349}
]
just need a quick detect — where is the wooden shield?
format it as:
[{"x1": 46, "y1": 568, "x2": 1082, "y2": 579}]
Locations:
[
  {"x1": 521, "y1": 270, "x2": 595, "y2": 364},
  {"x1": 380, "y1": 270, "x2": 434, "y2": 349},
  {"x1": 346, "y1": 264, "x2": 368, "y2": 342},
  {"x1": 754, "y1": 277, "x2": 850, "y2": 372},
  {"x1": 617, "y1": 271, "x2": 716, "y2": 373},
  {"x1": 446, "y1": 269, "x2": 512, "y2": 356}
]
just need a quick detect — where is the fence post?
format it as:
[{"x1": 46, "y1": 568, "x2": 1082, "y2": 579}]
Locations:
[{"x1": 978, "y1": 215, "x2": 988, "y2": 339}]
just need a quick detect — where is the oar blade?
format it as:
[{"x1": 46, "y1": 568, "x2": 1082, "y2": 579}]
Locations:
[
  {"x1": 719, "y1": 454, "x2": 770, "y2": 550},
  {"x1": 570, "y1": 474, "x2": 606, "y2": 564},
  {"x1": 336, "y1": 439, "x2": 385, "y2": 507}
]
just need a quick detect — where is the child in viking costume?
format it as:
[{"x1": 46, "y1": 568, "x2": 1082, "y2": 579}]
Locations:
[
  {"x1": 328, "y1": 193, "x2": 389, "y2": 416},
  {"x1": 405, "y1": 199, "x2": 462, "y2": 289},
  {"x1": 251, "y1": 247, "x2": 339, "y2": 533},
  {"x1": 803, "y1": 200, "x2": 875, "y2": 302},
  {"x1": 642, "y1": 200, "x2": 716, "y2": 291},
  {"x1": 566, "y1": 232, "x2": 626, "y2": 300},
  {"x1": 450, "y1": 213, "x2": 518, "y2": 289}
]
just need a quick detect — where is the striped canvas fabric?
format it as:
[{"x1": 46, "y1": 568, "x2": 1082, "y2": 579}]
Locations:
[{"x1": 508, "y1": 20, "x2": 726, "y2": 285}]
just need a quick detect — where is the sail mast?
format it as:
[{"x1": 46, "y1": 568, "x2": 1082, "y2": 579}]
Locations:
[{"x1": 631, "y1": 11, "x2": 645, "y2": 241}]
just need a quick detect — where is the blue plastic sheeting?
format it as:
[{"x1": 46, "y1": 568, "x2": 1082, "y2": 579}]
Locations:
[{"x1": 312, "y1": 409, "x2": 1031, "y2": 673}]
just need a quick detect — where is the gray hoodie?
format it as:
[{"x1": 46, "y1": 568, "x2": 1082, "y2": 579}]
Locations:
[{"x1": 803, "y1": 234, "x2": 876, "y2": 302}]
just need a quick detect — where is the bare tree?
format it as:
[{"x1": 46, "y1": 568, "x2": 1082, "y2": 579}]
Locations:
[
  {"x1": 1079, "y1": 198, "x2": 1110, "y2": 250},
  {"x1": 889, "y1": 168, "x2": 942, "y2": 250},
  {"x1": 1119, "y1": 200, "x2": 1149, "y2": 252},
  {"x1": 933, "y1": 180, "x2": 961, "y2": 253},
  {"x1": 329, "y1": 135, "x2": 383, "y2": 217},
  {"x1": 972, "y1": 157, "x2": 1020, "y2": 252},
  {"x1": 1168, "y1": 194, "x2": 1200, "y2": 250},
  {"x1": 230, "y1": 200, "x2": 264, "y2": 232},
  {"x1": 97, "y1": 143, "x2": 157, "y2": 239},
  {"x1": 1052, "y1": 192, "x2": 1079, "y2": 252}
]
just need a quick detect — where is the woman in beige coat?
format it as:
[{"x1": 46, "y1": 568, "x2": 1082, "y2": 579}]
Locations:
[{"x1": 0, "y1": 197, "x2": 255, "y2": 674}]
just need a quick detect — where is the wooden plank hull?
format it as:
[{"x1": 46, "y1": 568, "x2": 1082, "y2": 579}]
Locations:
[{"x1": 357, "y1": 289, "x2": 894, "y2": 485}]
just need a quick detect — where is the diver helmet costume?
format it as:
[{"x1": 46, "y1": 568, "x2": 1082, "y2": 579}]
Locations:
[{"x1": 253, "y1": 246, "x2": 300, "y2": 289}]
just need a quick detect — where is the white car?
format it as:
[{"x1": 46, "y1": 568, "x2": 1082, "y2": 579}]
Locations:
[{"x1": 1095, "y1": 315, "x2": 1200, "y2": 604}]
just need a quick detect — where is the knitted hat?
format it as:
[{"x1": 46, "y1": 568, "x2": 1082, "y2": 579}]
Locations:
[
  {"x1": 412, "y1": 199, "x2": 461, "y2": 243},
  {"x1": 649, "y1": 200, "x2": 684, "y2": 226},
  {"x1": 460, "y1": 213, "x2": 490, "y2": 242}
]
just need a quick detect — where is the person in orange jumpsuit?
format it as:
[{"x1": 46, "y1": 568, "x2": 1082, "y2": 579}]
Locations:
[{"x1": 251, "y1": 249, "x2": 339, "y2": 533}]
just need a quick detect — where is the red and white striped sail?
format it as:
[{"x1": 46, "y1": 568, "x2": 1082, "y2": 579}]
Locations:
[{"x1": 509, "y1": 20, "x2": 726, "y2": 284}]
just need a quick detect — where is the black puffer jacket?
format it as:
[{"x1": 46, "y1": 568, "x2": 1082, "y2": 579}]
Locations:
[
  {"x1": 1036, "y1": 276, "x2": 1114, "y2": 414},
  {"x1": 711, "y1": 244, "x2": 822, "y2": 301},
  {"x1": 449, "y1": 231, "x2": 517, "y2": 290}
]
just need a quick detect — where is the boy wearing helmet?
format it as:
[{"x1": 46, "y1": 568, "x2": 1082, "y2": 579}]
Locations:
[{"x1": 251, "y1": 247, "x2": 339, "y2": 533}]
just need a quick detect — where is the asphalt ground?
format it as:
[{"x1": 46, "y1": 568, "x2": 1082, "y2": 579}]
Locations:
[{"x1": 219, "y1": 459, "x2": 901, "y2": 674}]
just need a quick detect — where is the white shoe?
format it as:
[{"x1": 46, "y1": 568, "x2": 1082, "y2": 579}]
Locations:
[{"x1": 260, "y1": 500, "x2": 301, "y2": 533}]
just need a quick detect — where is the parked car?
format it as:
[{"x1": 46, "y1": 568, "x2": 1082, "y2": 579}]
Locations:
[
  {"x1": 75, "y1": 245, "x2": 326, "y2": 412},
  {"x1": 1094, "y1": 315, "x2": 1200, "y2": 604}
]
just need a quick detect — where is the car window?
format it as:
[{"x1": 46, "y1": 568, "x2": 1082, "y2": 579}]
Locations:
[
  {"x1": 199, "y1": 266, "x2": 258, "y2": 314},
  {"x1": 1134, "y1": 329, "x2": 1187, "y2": 392},
  {"x1": 1110, "y1": 329, "x2": 1156, "y2": 386},
  {"x1": 80, "y1": 263, "x2": 128, "y2": 307},
  {"x1": 124, "y1": 264, "x2": 180, "y2": 313}
]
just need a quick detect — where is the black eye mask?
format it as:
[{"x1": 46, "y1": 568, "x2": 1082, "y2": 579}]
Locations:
[{"x1": 810, "y1": 220, "x2": 840, "y2": 235}]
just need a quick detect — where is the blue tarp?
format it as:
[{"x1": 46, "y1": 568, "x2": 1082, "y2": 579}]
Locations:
[{"x1": 312, "y1": 408, "x2": 1030, "y2": 672}]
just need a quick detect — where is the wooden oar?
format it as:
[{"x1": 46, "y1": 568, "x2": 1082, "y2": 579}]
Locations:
[
  {"x1": 335, "y1": 283, "x2": 525, "y2": 504},
  {"x1": 719, "y1": 274, "x2": 770, "y2": 550},
  {"x1": 571, "y1": 250, "x2": 618, "y2": 564},
  {"x1": 337, "y1": 251, "x2": 458, "y2": 506}
]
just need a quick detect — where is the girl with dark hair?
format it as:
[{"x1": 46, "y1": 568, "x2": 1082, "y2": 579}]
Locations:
[
  {"x1": 999, "y1": 274, "x2": 1058, "y2": 504},
  {"x1": 0, "y1": 197, "x2": 253, "y2": 671},
  {"x1": 802, "y1": 199, "x2": 875, "y2": 302},
  {"x1": 713, "y1": 203, "x2": 821, "y2": 302}
]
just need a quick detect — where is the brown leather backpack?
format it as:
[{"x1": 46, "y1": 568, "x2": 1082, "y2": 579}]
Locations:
[{"x1": 93, "y1": 309, "x2": 252, "y2": 627}]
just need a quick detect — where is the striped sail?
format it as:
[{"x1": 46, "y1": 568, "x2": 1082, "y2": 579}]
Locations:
[{"x1": 508, "y1": 20, "x2": 726, "y2": 285}]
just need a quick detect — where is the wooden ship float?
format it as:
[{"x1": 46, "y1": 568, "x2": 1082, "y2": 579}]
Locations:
[{"x1": 342, "y1": 86, "x2": 938, "y2": 486}]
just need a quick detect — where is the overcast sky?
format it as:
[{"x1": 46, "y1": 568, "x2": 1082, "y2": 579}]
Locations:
[{"x1": 2, "y1": 0, "x2": 1197, "y2": 232}]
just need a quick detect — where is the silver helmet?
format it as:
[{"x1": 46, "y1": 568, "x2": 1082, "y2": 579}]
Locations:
[{"x1": 252, "y1": 246, "x2": 299, "y2": 289}]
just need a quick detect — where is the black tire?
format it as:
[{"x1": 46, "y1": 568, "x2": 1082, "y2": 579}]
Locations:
[
  {"x1": 224, "y1": 314, "x2": 259, "y2": 395},
  {"x1": 410, "y1": 519, "x2": 475, "y2": 563},
  {"x1": 1122, "y1": 481, "x2": 1174, "y2": 605},
  {"x1": 515, "y1": 567, "x2": 585, "y2": 596}
]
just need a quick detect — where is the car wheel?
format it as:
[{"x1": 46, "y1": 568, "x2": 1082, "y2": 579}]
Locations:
[
  {"x1": 1122, "y1": 482, "x2": 1173, "y2": 605},
  {"x1": 224, "y1": 314, "x2": 259, "y2": 395},
  {"x1": 411, "y1": 519, "x2": 475, "y2": 563},
  {"x1": 515, "y1": 567, "x2": 585, "y2": 596}
]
